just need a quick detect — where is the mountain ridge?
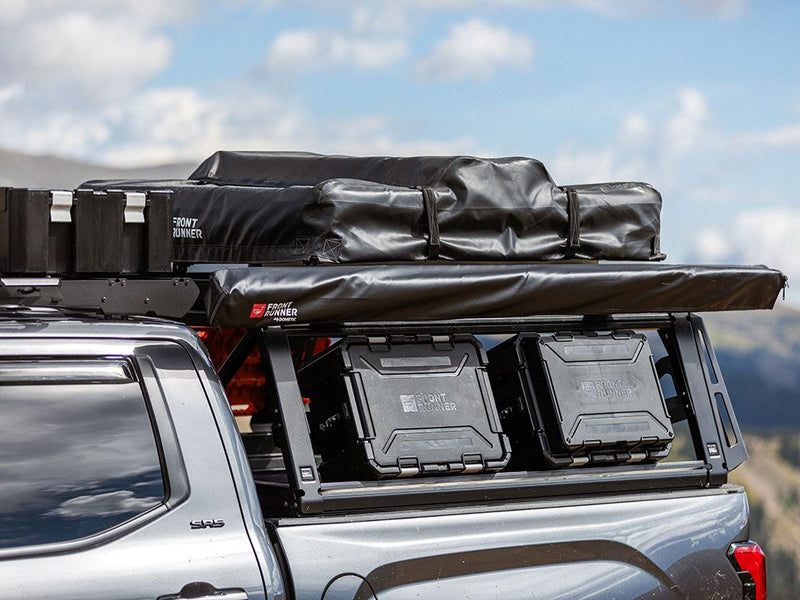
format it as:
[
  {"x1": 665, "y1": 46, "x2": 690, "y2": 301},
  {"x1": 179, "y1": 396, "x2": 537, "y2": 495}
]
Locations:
[
  {"x1": 0, "y1": 148, "x2": 196, "y2": 189},
  {"x1": 704, "y1": 305, "x2": 800, "y2": 430}
]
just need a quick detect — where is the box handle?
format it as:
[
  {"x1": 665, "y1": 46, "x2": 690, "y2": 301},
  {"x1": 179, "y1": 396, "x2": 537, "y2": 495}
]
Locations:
[
  {"x1": 124, "y1": 192, "x2": 147, "y2": 224},
  {"x1": 49, "y1": 190, "x2": 73, "y2": 223}
]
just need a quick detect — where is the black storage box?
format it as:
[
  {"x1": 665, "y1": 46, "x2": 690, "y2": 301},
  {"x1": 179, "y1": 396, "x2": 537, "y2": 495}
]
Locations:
[
  {"x1": 487, "y1": 332, "x2": 673, "y2": 468},
  {"x1": 0, "y1": 187, "x2": 171, "y2": 275},
  {"x1": 298, "y1": 335, "x2": 511, "y2": 480}
]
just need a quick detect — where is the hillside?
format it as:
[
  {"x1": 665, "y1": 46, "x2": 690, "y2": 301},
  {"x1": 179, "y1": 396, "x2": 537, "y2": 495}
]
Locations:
[
  {"x1": 705, "y1": 307, "x2": 800, "y2": 596},
  {"x1": 0, "y1": 148, "x2": 195, "y2": 188},
  {"x1": 703, "y1": 305, "x2": 800, "y2": 430},
  {"x1": 730, "y1": 433, "x2": 800, "y2": 597}
]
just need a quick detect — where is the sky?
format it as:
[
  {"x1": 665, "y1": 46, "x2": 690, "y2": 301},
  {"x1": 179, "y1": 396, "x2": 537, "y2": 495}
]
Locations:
[{"x1": 0, "y1": 0, "x2": 798, "y2": 302}]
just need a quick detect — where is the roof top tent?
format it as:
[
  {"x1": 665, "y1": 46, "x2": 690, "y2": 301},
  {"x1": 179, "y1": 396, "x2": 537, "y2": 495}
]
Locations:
[{"x1": 0, "y1": 151, "x2": 787, "y2": 514}]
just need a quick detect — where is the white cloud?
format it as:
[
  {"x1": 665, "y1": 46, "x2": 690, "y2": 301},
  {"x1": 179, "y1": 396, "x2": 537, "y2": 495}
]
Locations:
[
  {"x1": 0, "y1": 1, "x2": 225, "y2": 162},
  {"x1": 547, "y1": 85, "x2": 800, "y2": 196},
  {"x1": 730, "y1": 125, "x2": 800, "y2": 151},
  {"x1": 544, "y1": 86, "x2": 800, "y2": 282},
  {"x1": 0, "y1": 2, "x2": 180, "y2": 105},
  {"x1": 266, "y1": 30, "x2": 408, "y2": 73},
  {"x1": 695, "y1": 228, "x2": 731, "y2": 263},
  {"x1": 693, "y1": 208, "x2": 800, "y2": 303},
  {"x1": 415, "y1": 19, "x2": 533, "y2": 81},
  {"x1": 679, "y1": 0, "x2": 748, "y2": 17},
  {"x1": 247, "y1": 0, "x2": 754, "y2": 19},
  {"x1": 264, "y1": 7, "x2": 410, "y2": 75},
  {"x1": 52, "y1": 85, "x2": 473, "y2": 167},
  {"x1": 0, "y1": 0, "x2": 194, "y2": 25},
  {"x1": 98, "y1": 87, "x2": 308, "y2": 166},
  {"x1": 349, "y1": 5, "x2": 411, "y2": 35},
  {"x1": 0, "y1": 83, "x2": 23, "y2": 105},
  {"x1": 46, "y1": 490, "x2": 161, "y2": 518},
  {"x1": 10, "y1": 113, "x2": 113, "y2": 158},
  {"x1": 619, "y1": 113, "x2": 654, "y2": 149},
  {"x1": 548, "y1": 86, "x2": 717, "y2": 185},
  {"x1": 303, "y1": 114, "x2": 477, "y2": 156},
  {"x1": 0, "y1": 0, "x2": 768, "y2": 168},
  {"x1": 548, "y1": 146, "x2": 618, "y2": 184},
  {"x1": 249, "y1": 0, "x2": 665, "y2": 18},
  {"x1": 664, "y1": 88, "x2": 710, "y2": 157},
  {"x1": 10, "y1": 13, "x2": 170, "y2": 102},
  {"x1": 560, "y1": 0, "x2": 662, "y2": 16}
]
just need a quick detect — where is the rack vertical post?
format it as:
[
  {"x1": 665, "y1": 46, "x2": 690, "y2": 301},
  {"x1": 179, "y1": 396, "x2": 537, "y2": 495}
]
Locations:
[{"x1": 256, "y1": 326, "x2": 322, "y2": 513}]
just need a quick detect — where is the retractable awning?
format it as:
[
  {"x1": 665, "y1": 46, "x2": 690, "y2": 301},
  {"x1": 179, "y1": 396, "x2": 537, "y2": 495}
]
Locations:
[{"x1": 207, "y1": 263, "x2": 786, "y2": 327}]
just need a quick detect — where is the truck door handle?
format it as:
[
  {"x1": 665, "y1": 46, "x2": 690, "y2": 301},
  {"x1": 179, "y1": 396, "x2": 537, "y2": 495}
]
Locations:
[{"x1": 157, "y1": 582, "x2": 248, "y2": 600}]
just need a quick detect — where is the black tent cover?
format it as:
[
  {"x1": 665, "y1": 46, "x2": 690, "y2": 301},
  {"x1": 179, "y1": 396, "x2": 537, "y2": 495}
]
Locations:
[
  {"x1": 84, "y1": 151, "x2": 664, "y2": 265},
  {"x1": 206, "y1": 263, "x2": 786, "y2": 327}
]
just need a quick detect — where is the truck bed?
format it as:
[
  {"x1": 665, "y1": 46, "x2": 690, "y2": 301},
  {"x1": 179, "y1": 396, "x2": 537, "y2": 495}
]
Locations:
[{"x1": 272, "y1": 486, "x2": 748, "y2": 600}]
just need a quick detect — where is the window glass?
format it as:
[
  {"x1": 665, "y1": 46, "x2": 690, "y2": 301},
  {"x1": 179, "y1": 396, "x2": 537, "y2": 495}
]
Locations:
[{"x1": 0, "y1": 360, "x2": 165, "y2": 549}]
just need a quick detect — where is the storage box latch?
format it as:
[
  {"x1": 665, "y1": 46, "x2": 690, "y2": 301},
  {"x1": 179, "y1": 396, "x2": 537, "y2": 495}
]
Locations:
[
  {"x1": 124, "y1": 192, "x2": 147, "y2": 224},
  {"x1": 397, "y1": 457, "x2": 420, "y2": 477},
  {"x1": 462, "y1": 454, "x2": 484, "y2": 474},
  {"x1": 49, "y1": 190, "x2": 73, "y2": 223}
]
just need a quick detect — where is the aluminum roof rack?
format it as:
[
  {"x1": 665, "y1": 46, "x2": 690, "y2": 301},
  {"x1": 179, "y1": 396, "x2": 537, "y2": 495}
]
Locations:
[{"x1": 0, "y1": 277, "x2": 198, "y2": 318}]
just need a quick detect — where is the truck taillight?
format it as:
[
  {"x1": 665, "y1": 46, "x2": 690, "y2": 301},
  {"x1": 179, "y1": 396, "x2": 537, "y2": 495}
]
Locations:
[{"x1": 729, "y1": 542, "x2": 766, "y2": 600}]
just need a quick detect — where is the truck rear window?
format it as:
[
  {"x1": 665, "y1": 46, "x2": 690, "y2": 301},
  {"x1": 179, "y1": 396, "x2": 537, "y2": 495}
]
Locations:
[{"x1": 0, "y1": 360, "x2": 165, "y2": 550}]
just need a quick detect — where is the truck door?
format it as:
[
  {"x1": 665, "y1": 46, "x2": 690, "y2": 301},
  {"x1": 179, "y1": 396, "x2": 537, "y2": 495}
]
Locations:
[{"x1": 0, "y1": 336, "x2": 271, "y2": 600}]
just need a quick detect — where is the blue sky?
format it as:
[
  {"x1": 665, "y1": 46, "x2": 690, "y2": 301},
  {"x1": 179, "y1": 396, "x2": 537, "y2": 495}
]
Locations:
[{"x1": 0, "y1": 0, "x2": 798, "y2": 300}]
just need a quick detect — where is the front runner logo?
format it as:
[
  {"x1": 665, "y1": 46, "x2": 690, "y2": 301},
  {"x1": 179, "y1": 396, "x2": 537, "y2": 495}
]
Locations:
[
  {"x1": 580, "y1": 379, "x2": 633, "y2": 400},
  {"x1": 400, "y1": 395, "x2": 418, "y2": 412},
  {"x1": 173, "y1": 216, "x2": 203, "y2": 239},
  {"x1": 249, "y1": 302, "x2": 298, "y2": 322},
  {"x1": 399, "y1": 393, "x2": 457, "y2": 412},
  {"x1": 250, "y1": 304, "x2": 267, "y2": 318}
]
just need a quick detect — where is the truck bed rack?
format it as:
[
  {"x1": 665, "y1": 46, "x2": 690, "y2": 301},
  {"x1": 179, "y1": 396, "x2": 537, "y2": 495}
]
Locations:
[{"x1": 248, "y1": 314, "x2": 746, "y2": 514}]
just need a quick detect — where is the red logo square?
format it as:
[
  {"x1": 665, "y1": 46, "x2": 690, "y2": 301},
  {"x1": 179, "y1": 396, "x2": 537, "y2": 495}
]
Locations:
[{"x1": 250, "y1": 303, "x2": 267, "y2": 318}]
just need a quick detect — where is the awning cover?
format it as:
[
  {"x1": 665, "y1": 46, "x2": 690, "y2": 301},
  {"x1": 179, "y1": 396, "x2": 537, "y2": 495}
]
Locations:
[{"x1": 206, "y1": 263, "x2": 786, "y2": 327}]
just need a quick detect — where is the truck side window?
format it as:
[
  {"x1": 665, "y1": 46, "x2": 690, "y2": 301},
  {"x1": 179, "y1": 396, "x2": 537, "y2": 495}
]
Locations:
[{"x1": 0, "y1": 360, "x2": 166, "y2": 550}]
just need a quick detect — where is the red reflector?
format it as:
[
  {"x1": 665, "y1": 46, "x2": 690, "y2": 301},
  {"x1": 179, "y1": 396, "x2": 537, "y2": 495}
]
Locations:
[
  {"x1": 193, "y1": 327, "x2": 212, "y2": 341},
  {"x1": 732, "y1": 542, "x2": 766, "y2": 600}
]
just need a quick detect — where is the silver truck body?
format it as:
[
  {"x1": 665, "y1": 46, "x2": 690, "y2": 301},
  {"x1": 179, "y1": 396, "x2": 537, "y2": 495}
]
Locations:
[{"x1": 0, "y1": 313, "x2": 753, "y2": 600}]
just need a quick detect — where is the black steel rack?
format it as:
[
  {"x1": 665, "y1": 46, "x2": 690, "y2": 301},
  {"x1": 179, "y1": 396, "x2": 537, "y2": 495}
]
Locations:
[
  {"x1": 227, "y1": 313, "x2": 746, "y2": 515},
  {"x1": 0, "y1": 276, "x2": 199, "y2": 318}
]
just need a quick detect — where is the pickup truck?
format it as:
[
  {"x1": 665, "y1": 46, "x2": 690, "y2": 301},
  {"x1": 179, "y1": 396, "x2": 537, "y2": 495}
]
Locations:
[
  {"x1": 0, "y1": 157, "x2": 780, "y2": 599},
  {"x1": 0, "y1": 304, "x2": 769, "y2": 600}
]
